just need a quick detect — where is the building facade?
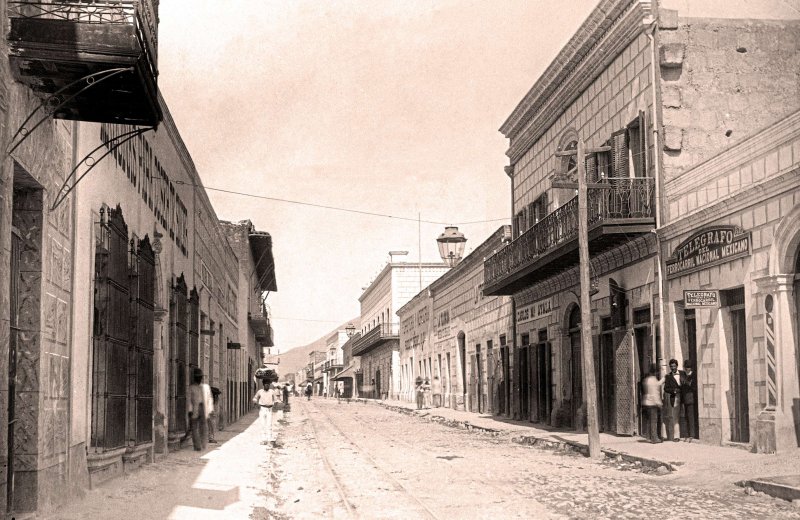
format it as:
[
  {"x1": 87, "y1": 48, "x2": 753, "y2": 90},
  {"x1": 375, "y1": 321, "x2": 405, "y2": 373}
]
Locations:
[
  {"x1": 398, "y1": 227, "x2": 514, "y2": 412},
  {"x1": 0, "y1": 1, "x2": 279, "y2": 515},
  {"x1": 219, "y1": 220, "x2": 277, "y2": 428},
  {"x1": 352, "y1": 262, "x2": 449, "y2": 400},
  {"x1": 484, "y1": 0, "x2": 800, "y2": 451}
]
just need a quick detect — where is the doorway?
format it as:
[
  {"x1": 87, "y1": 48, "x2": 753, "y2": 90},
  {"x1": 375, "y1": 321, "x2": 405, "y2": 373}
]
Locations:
[
  {"x1": 458, "y1": 333, "x2": 467, "y2": 407},
  {"x1": 519, "y1": 333, "x2": 530, "y2": 421},
  {"x1": 723, "y1": 288, "x2": 749, "y2": 443},
  {"x1": 476, "y1": 344, "x2": 483, "y2": 413},
  {"x1": 633, "y1": 307, "x2": 653, "y2": 438},
  {"x1": 568, "y1": 306, "x2": 582, "y2": 429},
  {"x1": 375, "y1": 369, "x2": 381, "y2": 400},
  {"x1": 599, "y1": 318, "x2": 616, "y2": 433},
  {"x1": 683, "y1": 309, "x2": 700, "y2": 439},
  {"x1": 7, "y1": 229, "x2": 21, "y2": 514},
  {"x1": 535, "y1": 330, "x2": 552, "y2": 424}
]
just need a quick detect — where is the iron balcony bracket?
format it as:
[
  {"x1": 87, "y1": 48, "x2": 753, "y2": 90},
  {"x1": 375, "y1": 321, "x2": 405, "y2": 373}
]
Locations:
[
  {"x1": 6, "y1": 67, "x2": 135, "y2": 156},
  {"x1": 50, "y1": 126, "x2": 155, "y2": 212}
]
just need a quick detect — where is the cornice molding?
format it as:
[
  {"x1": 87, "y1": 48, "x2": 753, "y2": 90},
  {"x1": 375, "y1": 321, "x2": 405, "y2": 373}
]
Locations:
[
  {"x1": 502, "y1": 1, "x2": 653, "y2": 165},
  {"x1": 666, "y1": 110, "x2": 800, "y2": 196},
  {"x1": 659, "y1": 170, "x2": 799, "y2": 241}
]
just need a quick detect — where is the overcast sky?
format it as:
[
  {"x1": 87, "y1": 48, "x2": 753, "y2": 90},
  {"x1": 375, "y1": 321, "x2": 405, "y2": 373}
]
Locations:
[{"x1": 155, "y1": 0, "x2": 798, "y2": 351}]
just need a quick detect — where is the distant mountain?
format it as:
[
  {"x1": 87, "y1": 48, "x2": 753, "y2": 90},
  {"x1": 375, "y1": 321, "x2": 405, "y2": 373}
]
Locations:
[{"x1": 275, "y1": 318, "x2": 358, "y2": 380}]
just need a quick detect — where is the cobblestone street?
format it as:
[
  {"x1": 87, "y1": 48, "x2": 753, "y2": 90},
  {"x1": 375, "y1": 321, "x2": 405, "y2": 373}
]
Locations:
[{"x1": 42, "y1": 397, "x2": 800, "y2": 519}]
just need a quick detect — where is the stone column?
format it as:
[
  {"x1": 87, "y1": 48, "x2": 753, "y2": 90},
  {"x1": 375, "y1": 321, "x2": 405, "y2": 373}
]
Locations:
[{"x1": 754, "y1": 274, "x2": 799, "y2": 453}]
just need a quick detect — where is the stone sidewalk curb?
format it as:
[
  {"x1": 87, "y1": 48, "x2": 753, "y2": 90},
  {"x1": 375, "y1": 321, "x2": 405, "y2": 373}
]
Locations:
[
  {"x1": 736, "y1": 479, "x2": 800, "y2": 503},
  {"x1": 361, "y1": 398, "x2": 677, "y2": 475}
]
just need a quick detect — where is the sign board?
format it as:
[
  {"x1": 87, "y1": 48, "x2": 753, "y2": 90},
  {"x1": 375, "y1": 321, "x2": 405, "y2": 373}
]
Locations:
[
  {"x1": 516, "y1": 297, "x2": 553, "y2": 325},
  {"x1": 684, "y1": 290, "x2": 719, "y2": 308},
  {"x1": 666, "y1": 226, "x2": 751, "y2": 279},
  {"x1": 227, "y1": 341, "x2": 242, "y2": 350}
]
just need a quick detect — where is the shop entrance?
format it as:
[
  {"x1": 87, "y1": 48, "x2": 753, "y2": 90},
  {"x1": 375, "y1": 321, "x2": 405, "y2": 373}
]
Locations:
[
  {"x1": 568, "y1": 306, "x2": 582, "y2": 429},
  {"x1": 519, "y1": 334, "x2": 530, "y2": 421},
  {"x1": 534, "y1": 330, "x2": 552, "y2": 424},
  {"x1": 683, "y1": 309, "x2": 700, "y2": 439},
  {"x1": 599, "y1": 319, "x2": 616, "y2": 433},
  {"x1": 723, "y1": 288, "x2": 749, "y2": 443},
  {"x1": 633, "y1": 308, "x2": 654, "y2": 438},
  {"x1": 7, "y1": 230, "x2": 20, "y2": 514}
]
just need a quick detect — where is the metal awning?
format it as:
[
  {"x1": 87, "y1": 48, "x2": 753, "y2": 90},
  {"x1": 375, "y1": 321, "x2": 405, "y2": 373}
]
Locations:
[{"x1": 332, "y1": 364, "x2": 358, "y2": 381}]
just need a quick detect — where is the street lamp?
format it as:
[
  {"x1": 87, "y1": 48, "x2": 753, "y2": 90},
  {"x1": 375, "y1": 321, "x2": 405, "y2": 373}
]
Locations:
[
  {"x1": 345, "y1": 322, "x2": 356, "y2": 337},
  {"x1": 436, "y1": 226, "x2": 467, "y2": 267}
]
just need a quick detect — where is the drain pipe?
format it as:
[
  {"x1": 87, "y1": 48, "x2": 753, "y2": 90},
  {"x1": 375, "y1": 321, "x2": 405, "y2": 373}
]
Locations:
[{"x1": 647, "y1": 19, "x2": 670, "y2": 375}]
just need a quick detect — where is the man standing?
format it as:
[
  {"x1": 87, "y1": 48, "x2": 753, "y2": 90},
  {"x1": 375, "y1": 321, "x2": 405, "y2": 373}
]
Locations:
[
  {"x1": 252, "y1": 380, "x2": 277, "y2": 446},
  {"x1": 187, "y1": 368, "x2": 213, "y2": 451},
  {"x1": 431, "y1": 375, "x2": 443, "y2": 408},
  {"x1": 663, "y1": 359, "x2": 683, "y2": 442},
  {"x1": 681, "y1": 360, "x2": 697, "y2": 441}
]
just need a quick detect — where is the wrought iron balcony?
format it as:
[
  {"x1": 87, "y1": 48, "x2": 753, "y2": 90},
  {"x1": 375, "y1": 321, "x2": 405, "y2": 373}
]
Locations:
[
  {"x1": 322, "y1": 359, "x2": 344, "y2": 373},
  {"x1": 8, "y1": 0, "x2": 161, "y2": 126},
  {"x1": 484, "y1": 178, "x2": 656, "y2": 295},
  {"x1": 249, "y1": 305, "x2": 273, "y2": 347},
  {"x1": 351, "y1": 322, "x2": 399, "y2": 357}
]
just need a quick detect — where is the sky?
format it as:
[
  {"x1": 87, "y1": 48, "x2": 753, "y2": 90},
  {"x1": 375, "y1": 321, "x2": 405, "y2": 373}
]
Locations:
[{"x1": 155, "y1": 0, "x2": 798, "y2": 351}]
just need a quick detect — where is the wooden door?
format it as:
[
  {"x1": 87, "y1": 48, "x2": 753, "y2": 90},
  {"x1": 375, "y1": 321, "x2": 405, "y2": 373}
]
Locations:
[
  {"x1": 7, "y1": 231, "x2": 20, "y2": 513},
  {"x1": 731, "y1": 307, "x2": 750, "y2": 443}
]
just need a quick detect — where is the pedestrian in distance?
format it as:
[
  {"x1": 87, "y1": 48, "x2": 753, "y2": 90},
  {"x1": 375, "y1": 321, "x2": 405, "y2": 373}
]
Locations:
[
  {"x1": 681, "y1": 360, "x2": 697, "y2": 442},
  {"x1": 187, "y1": 367, "x2": 213, "y2": 451},
  {"x1": 641, "y1": 363, "x2": 664, "y2": 444},
  {"x1": 282, "y1": 382, "x2": 291, "y2": 413},
  {"x1": 415, "y1": 376, "x2": 424, "y2": 410},
  {"x1": 431, "y1": 375, "x2": 443, "y2": 408},
  {"x1": 663, "y1": 359, "x2": 683, "y2": 442},
  {"x1": 423, "y1": 378, "x2": 432, "y2": 409},
  {"x1": 253, "y1": 379, "x2": 277, "y2": 446},
  {"x1": 208, "y1": 386, "x2": 221, "y2": 444},
  {"x1": 305, "y1": 382, "x2": 313, "y2": 401}
]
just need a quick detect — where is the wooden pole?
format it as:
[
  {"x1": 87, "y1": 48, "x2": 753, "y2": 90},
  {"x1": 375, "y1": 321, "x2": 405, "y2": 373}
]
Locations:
[{"x1": 577, "y1": 138, "x2": 602, "y2": 459}]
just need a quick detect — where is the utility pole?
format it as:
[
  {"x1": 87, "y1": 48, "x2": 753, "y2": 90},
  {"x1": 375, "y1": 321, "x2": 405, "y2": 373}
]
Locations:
[{"x1": 577, "y1": 138, "x2": 601, "y2": 459}]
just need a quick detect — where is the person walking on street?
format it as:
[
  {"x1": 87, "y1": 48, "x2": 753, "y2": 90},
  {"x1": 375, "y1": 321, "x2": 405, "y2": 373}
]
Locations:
[
  {"x1": 188, "y1": 368, "x2": 213, "y2": 451},
  {"x1": 208, "y1": 386, "x2": 221, "y2": 444},
  {"x1": 663, "y1": 359, "x2": 683, "y2": 442},
  {"x1": 305, "y1": 382, "x2": 312, "y2": 401},
  {"x1": 642, "y1": 364, "x2": 664, "y2": 444},
  {"x1": 253, "y1": 380, "x2": 277, "y2": 445},
  {"x1": 431, "y1": 375, "x2": 442, "y2": 408},
  {"x1": 681, "y1": 360, "x2": 697, "y2": 441},
  {"x1": 282, "y1": 382, "x2": 291, "y2": 413}
]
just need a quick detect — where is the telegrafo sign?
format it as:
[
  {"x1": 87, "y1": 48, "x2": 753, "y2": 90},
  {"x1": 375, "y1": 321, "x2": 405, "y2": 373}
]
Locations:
[
  {"x1": 684, "y1": 290, "x2": 719, "y2": 308},
  {"x1": 666, "y1": 226, "x2": 751, "y2": 279}
]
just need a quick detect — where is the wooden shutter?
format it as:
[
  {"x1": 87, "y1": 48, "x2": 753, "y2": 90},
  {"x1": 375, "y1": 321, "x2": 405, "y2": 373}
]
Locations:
[{"x1": 611, "y1": 129, "x2": 629, "y2": 178}]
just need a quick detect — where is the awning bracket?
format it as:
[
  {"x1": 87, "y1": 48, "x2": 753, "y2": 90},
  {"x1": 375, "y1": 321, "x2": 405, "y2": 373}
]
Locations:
[
  {"x1": 50, "y1": 126, "x2": 155, "y2": 211},
  {"x1": 7, "y1": 67, "x2": 134, "y2": 156}
]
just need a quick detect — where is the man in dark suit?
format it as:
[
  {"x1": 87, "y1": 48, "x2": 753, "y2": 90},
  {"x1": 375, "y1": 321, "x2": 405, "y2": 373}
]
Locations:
[
  {"x1": 681, "y1": 360, "x2": 697, "y2": 441},
  {"x1": 663, "y1": 359, "x2": 683, "y2": 441}
]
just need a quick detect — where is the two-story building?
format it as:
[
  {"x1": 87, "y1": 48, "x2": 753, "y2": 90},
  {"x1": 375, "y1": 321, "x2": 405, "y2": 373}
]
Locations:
[
  {"x1": 352, "y1": 262, "x2": 449, "y2": 400},
  {"x1": 399, "y1": 227, "x2": 514, "y2": 413},
  {"x1": 484, "y1": 0, "x2": 800, "y2": 451}
]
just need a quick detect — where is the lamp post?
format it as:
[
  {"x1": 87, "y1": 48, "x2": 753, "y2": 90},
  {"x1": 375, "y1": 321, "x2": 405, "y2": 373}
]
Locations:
[{"x1": 436, "y1": 226, "x2": 467, "y2": 267}]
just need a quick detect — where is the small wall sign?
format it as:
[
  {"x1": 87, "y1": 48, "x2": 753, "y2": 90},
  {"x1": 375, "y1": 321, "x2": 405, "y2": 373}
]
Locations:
[
  {"x1": 666, "y1": 226, "x2": 751, "y2": 279},
  {"x1": 684, "y1": 290, "x2": 719, "y2": 308},
  {"x1": 516, "y1": 297, "x2": 553, "y2": 325}
]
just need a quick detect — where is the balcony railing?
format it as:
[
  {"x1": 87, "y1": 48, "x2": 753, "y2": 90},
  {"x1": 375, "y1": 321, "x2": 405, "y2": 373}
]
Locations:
[
  {"x1": 351, "y1": 322, "x2": 399, "y2": 357},
  {"x1": 249, "y1": 304, "x2": 273, "y2": 347},
  {"x1": 485, "y1": 178, "x2": 655, "y2": 294},
  {"x1": 8, "y1": 0, "x2": 161, "y2": 125}
]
